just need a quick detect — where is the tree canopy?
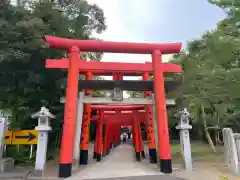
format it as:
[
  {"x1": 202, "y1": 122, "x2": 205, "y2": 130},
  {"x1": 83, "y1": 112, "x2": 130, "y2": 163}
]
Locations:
[
  {"x1": 166, "y1": 0, "x2": 240, "y2": 151},
  {"x1": 0, "y1": 0, "x2": 107, "y2": 162},
  {"x1": 0, "y1": 0, "x2": 106, "y2": 127}
]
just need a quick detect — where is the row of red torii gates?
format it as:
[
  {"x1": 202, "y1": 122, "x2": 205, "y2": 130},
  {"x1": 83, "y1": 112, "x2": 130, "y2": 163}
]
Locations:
[{"x1": 44, "y1": 36, "x2": 182, "y2": 178}]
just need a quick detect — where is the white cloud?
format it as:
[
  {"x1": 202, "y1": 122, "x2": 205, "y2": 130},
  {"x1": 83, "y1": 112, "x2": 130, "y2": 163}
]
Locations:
[
  {"x1": 87, "y1": 0, "x2": 174, "y2": 98},
  {"x1": 88, "y1": 0, "x2": 173, "y2": 82}
]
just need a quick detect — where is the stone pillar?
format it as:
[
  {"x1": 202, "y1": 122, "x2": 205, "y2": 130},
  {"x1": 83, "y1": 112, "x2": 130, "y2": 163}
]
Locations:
[
  {"x1": 73, "y1": 91, "x2": 84, "y2": 165},
  {"x1": 234, "y1": 133, "x2": 240, "y2": 162}
]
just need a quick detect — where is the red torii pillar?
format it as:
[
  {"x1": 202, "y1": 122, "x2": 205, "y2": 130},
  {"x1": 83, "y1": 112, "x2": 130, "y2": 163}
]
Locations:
[
  {"x1": 93, "y1": 111, "x2": 99, "y2": 159},
  {"x1": 103, "y1": 120, "x2": 110, "y2": 156},
  {"x1": 44, "y1": 36, "x2": 182, "y2": 177},
  {"x1": 152, "y1": 50, "x2": 172, "y2": 173},
  {"x1": 108, "y1": 124, "x2": 113, "y2": 150},
  {"x1": 58, "y1": 46, "x2": 80, "y2": 178},
  {"x1": 96, "y1": 110, "x2": 103, "y2": 161},
  {"x1": 111, "y1": 109, "x2": 121, "y2": 149},
  {"x1": 143, "y1": 72, "x2": 157, "y2": 163},
  {"x1": 137, "y1": 115, "x2": 145, "y2": 159},
  {"x1": 113, "y1": 124, "x2": 120, "y2": 147},
  {"x1": 79, "y1": 72, "x2": 92, "y2": 165},
  {"x1": 132, "y1": 110, "x2": 141, "y2": 161}
]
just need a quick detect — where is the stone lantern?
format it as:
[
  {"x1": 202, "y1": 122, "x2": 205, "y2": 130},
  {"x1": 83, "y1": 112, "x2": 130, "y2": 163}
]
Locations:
[{"x1": 31, "y1": 106, "x2": 55, "y2": 176}]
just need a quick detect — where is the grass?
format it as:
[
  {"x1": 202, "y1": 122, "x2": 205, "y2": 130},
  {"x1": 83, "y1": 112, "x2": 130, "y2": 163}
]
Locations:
[{"x1": 170, "y1": 141, "x2": 225, "y2": 164}]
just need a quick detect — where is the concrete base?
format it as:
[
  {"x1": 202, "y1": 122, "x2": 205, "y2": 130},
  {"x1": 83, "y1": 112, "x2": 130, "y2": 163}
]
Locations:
[
  {"x1": 32, "y1": 169, "x2": 43, "y2": 177},
  {"x1": 0, "y1": 158, "x2": 14, "y2": 172}
]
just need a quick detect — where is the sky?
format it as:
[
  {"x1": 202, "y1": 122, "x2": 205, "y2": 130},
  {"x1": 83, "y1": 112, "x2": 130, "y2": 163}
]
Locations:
[{"x1": 87, "y1": 0, "x2": 225, "y2": 82}]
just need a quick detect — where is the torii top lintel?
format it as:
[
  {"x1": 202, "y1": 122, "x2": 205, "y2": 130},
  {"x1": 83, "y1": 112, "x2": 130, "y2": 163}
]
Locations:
[{"x1": 44, "y1": 36, "x2": 182, "y2": 54}]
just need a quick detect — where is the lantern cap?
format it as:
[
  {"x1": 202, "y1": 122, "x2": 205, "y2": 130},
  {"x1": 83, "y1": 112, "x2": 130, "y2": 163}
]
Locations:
[{"x1": 31, "y1": 106, "x2": 55, "y2": 119}]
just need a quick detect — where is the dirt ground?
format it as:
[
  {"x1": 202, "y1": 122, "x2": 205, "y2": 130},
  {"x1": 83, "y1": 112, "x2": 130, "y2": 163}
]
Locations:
[{"x1": 172, "y1": 162, "x2": 239, "y2": 180}]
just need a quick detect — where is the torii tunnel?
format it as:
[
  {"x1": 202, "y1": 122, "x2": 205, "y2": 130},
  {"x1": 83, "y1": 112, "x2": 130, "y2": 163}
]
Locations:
[{"x1": 44, "y1": 35, "x2": 182, "y2": 178}]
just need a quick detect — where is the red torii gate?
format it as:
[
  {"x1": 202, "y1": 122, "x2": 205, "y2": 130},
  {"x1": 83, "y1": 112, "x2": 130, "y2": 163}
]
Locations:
[
  {"x1": 95, "y1": 110, "x2": 146, "y2": 122},
  {"x1": 44, "y1": 35, "x2": 182, "y2": 178},
  {"x1": 92, "y1": 108, "x2": 146, "y2": 161}
]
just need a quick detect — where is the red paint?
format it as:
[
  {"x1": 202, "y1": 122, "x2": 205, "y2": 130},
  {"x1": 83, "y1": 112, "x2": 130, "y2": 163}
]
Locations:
[
  {"x1": 142, "y1": 73, "x2": 156, "y2": 150},
  {"x1": 103, "y1": 122, "x2": 109, "y2": 154},
  {"x1": 59, "y1": 46, "x2": 80, "y2": 164},
  {"x1": 145, "y1": 105, "x2": 156, "y2": 149},
  {"x1": 103, "y1": 110, "x2": 145, "y2": 114},
  {"x1": 107, "y1": 125, "x2": 111, "y2": 151},
  {"x1": 46, "y1": 58, "x2": 182, "y2": 74},
  {"x1": 133, "y1": 111, "x2": 141, "y2": 153},
  {"x1": 136, "y1": 117, "x2": 144, "y2": 153},
  {"x1": 85, "y1": 72, "x2": 92, "y2": 95},
  {"x1": 93, "y1": 112, "x2": 99, "y2": 155},
  {"x1": 132, "y1": 119, "x2": 136, "y2": 147},
  {"x1": 91, "y1": 105, "x2": 144, "y2": 111},
  {"x1": 92, "y1": 112, "x2": 146, "y2": 123},
  {"x1": 152, "y1": 50, "x2": 171, "y2": 160},
  {"x1": 97, "y1": 111, "x2": 103, "y2": 155},
  {"x1": 143, "y1": 72, "x2": 152, "y2": 96},
  {"x1": 80, "y1": 72, "x2": 92, "y2": 151},
  {"x1": 113, "y1": 73, "x2": 123, "y2": 80},
  {"x1": 45, "y1": 36, "x2": 182, "y2": 54}
]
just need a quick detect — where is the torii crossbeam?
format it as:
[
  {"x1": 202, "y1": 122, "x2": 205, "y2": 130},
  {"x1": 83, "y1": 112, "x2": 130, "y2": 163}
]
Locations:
[{"x1": 46, "y1": 58, "x2": 182, "y2": 75}]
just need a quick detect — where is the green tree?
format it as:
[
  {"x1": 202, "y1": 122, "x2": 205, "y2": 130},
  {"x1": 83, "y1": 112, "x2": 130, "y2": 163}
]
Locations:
[
  {"x1": 0, "y1": 0, "x2": 106, "y2": 162},
  {"x1": 170, "y1": 0, "x2": 240, "y2": 151}
]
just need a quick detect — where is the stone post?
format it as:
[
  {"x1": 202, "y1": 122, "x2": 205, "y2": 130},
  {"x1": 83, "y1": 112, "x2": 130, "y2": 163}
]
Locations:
[
  {"x1": 234, "y1": 133, "x2": 240, "y2": 162},
  {"x1": 73, "y1": 91, "x2": 84, "y2": 165}
]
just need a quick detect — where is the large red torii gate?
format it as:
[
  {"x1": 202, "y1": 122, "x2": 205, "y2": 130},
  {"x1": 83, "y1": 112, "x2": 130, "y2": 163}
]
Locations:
[{"x1": 44, "y1": 35, "x2": 182, "y2": 178}]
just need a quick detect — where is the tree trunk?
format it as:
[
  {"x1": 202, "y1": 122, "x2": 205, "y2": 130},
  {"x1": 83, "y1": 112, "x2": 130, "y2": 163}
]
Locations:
[
  {"x1": 201, "y1": 103, "x2": 217, "y2": 153},
  {"x1": 204, "y1": 127, "x2": 217, "y2": 152}
]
